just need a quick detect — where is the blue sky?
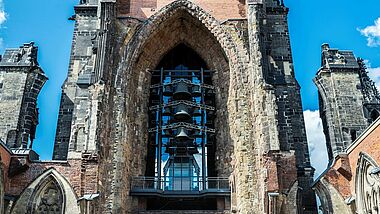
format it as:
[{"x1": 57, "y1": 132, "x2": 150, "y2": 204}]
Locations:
[{"x1": 0, "y1": 0, "x2": 379, "y2": 177}]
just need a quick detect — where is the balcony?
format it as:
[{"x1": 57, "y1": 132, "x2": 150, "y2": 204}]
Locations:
[{"x1": 130, "y1": 177, "x2": 230, "y2": 197}]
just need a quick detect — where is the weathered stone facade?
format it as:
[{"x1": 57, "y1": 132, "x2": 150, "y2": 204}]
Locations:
[
  {"x1": 314, "y1": 116, "x2": 380, "y2": 214},
  {"x1": 313, "y1": 45, "x2": 380, "y2": 214},
  {"x1": 0, "y1": 0, "x2": 318, "y2": 213},
  {"x1": 314, "y1": 44, "x2": 380, "y2": 160},
  {"x1": 0, "y1": 43, "x2": 47, "y2": 149}
]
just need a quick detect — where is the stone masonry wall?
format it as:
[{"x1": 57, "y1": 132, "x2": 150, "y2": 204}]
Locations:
[
  {"x1": 263, "y1": 1, "x2": 317, "y2": 211},
  {"x1": 93, "y1": 0, "x2": 316, "y2": 213},
  {"x1": 7, "y1": 158, "x2": 98, "y2": 198},
  {"x1": 315, "y1": 68, "x2": 368, "y2": 159},
  {"x1": 117, "y1": 0, "x2": 247, "y2": 20},
  {"x1": 53, "y1": 4, "x2": 100, "y2": 160},
  {"x1": 0, "y1": 72, "x2": 27, "y2": 145},
  {"x1": 0, "y1": 43, "x2": 47, "y2": 149}
]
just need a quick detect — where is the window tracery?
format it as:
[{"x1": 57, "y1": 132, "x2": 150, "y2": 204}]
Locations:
[
  {"x1": 33, "y1": 179, "x2": 64, "y2": 214},
  {"x1": 356, "y1": 153, "x2": 380, "y2": 214}
]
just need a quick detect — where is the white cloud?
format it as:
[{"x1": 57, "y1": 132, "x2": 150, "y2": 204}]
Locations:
[
  {"x1": 368, "y1": 67, "x2": 380, "y2": 89},
  {"x1": 0, "y1": 0, "x2": 6, "y2": 51},
  {"x1": 0, "y1": 0, "x2": 5, "y2": 26},
  {"x1": 303, "y1": 110, "x2": 329, "y2": 178},
  {"x1": 358, "y1": 18, "x2": 380, "y2": 47}
]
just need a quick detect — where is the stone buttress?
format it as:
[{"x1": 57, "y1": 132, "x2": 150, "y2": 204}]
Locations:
[{"x1": 83, "y1": 0, "x2": 318, "y2": 213}]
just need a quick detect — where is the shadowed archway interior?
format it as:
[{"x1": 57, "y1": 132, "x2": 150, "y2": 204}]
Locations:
[
  {"x1": 112, "y1": 6, "x2": 237, "y2": 212},
  {"x1": 143, "y1": 44, "x2": 220, "y2": 210}
]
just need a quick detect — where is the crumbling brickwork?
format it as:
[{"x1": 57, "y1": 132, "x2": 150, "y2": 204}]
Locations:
[
  {"x1": 94, "y1": 0, "x2": 316, "y2": 213},
  {"x1": 1, "y1": 0, "x2": 317, "y2": 213},
  {"x1": 314, "y1": 116, "x2": 380, "y2": 214}
]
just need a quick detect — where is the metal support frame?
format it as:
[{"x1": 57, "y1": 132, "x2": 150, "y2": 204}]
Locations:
[
  {"x1": 201, "y1": 67, "x2": 207, "y2": 189},
  {"x1": 148, "y1": 68, "x2": 215, "y2": 193}
]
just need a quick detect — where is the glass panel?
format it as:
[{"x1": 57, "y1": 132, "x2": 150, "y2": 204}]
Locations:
[{"x1": 147, "y1": 44, "x2": 216, "y2": 191}]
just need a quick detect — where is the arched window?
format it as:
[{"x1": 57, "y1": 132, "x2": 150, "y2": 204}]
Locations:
[
  {"x1": 11, "y1": 169, "x2": 80, "y2": 214},
  {"x1": 371, "y1": 110, "x2": 380, "y2": 122},
  {"x1": 6, "y1": 130, "x2": 17, "y2": 147}
]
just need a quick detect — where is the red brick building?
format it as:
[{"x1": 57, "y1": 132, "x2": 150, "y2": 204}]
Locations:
[
  {"x1": 314, "y1": 111, "x2": 380, "y2": 214},
  {"x1": 0, "y1": 0, "x2": 318, "y2": 213}
]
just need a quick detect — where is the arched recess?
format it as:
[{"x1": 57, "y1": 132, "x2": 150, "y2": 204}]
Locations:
[
  {"x1": 314, "y1": 179, "x2": 334, "y2": 214},
  {"x1": 107, "y1": 0, "x2": 257, "y2": 211},
  {"x1": 11, "y1": 168, "x2": 80, "y2": 214},
  {"x1": 116, "y1": 0, "x2": 250, "y2": 181},
  {"x1": 356, "y1": 152, "x2": 380, "y2": 214},
  {"x1": 314, "y1": 178, "x2": 351, "y2": 214}
]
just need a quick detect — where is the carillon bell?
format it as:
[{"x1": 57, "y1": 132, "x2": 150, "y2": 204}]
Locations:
[
  {"x1": 163, "y1": 129, "x2": 172, "y2": 136},
  {"x1": 192, "y1": 85, "x2": 201, "y2": 97},
  {"x1": 173, "y1": 81, "x2": 192, "y2": 100},
  {"x1": 163, "y1": 85, "x2": 173, "y2": 96},
  {"x1": 176, "y1": 127, "x2": 191, "y2": 141},
  {"x1": 174, "y1": 104, "x2": 191, "y2": 121},
  {"x1": 193, "y1": 107, "x2": 202, "y2": 116},
  {"x1": 163, "y1": 107, "x2": 171, "y2": 116}
]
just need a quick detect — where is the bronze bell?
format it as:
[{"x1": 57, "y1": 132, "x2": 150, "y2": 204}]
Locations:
[
  {"x1": 174, "y1": 104, "x2": 191, "y2": 121},
  {"x1": 176, "y1": 127, "x2": 191, "y2": 142},
  {"x1": 192, "y1": 85, "x2": 201, "y2": 97},
  {"x1": 193, "y1": 107, "x2": 202, "y2": 116},
  {"x1": 163, "y1": 85, "x2": 172, "y2": 96},
  {"x1": 163, "y1": 107, "x2": 171, "y2": 116},
  {"x1": 173, "y1": 81, "x2": 192, "y2": 100}
]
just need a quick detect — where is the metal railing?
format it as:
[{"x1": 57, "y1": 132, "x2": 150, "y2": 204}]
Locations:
[{"x1": 131, "y1": 177, "x2": 230, "y2": 193}]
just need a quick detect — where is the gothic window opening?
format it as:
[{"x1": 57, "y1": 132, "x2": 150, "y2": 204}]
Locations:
[
  {"x1": 350, "y1": 130, "x2": 357, "y2": 142},
  {"x1": 371, "y1": 110, "x2": 380, "y2": 122},
  {"x1": 135, "y1": 44, "x2": 228, "y2": 210}
]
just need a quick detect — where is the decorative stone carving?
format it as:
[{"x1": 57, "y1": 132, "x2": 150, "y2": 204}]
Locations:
[
  {"x1": 356, "y1": 153, "x2": 380, "y2": 214},
  {"x1": 33, "y1": 179, "x2": 63, "y2": 214},
  {"x1": 358, "y1": 58, "x2": 380, "y2": 104}
]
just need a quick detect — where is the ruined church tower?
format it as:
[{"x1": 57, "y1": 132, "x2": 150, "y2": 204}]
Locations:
[
  {"x1": 48, "y1": 0, "x2": 317, "y2": 212},
  {"x1": 314, "y1": 44, "x2": 380, "y2": 160}
]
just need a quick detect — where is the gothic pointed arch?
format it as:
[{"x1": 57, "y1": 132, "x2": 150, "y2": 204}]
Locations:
[
  {"x1": 11, "y1": 168, "x2": 80, "y2": 214},
  {"x1": 120, "y1": 0, "x2": 249, "y2": 86},
  {"x1": 314, "y1": 178, "x2": 352, "y2": 214},
  {"x1": 114, "y1": 0, "x2": 251, "y2": 184},
  {"x1": 104, "y1": 0, "x2": 263, "y2": 212},
  {"x1": 314, "y1": 179, "x2": 334, "y2": 214},
  {"x1": 356, "y1": 152, "x2": 380, "y2": 214}
]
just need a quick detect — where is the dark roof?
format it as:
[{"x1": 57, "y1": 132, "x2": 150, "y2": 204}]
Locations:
[
  {"x1": 322, "y1": 48, "x2": 359, "y2": 70},
  {"x1": 0, "y1": 42, "x2": 39, "y2": 67}
]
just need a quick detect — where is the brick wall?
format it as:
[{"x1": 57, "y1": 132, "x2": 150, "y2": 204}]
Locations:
[
  {"x1": 320, "y1": 119, "x2": 380, "y2": 202},
  {"x1": 0, "y1": 144, "x2": 12, "y2": 193},
  {"x1": 7, "y1": 158, "x2": 98, "y2": 197},
  {"x1": 117, "y1": 0, "x2": 246, "y2": 20}
]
